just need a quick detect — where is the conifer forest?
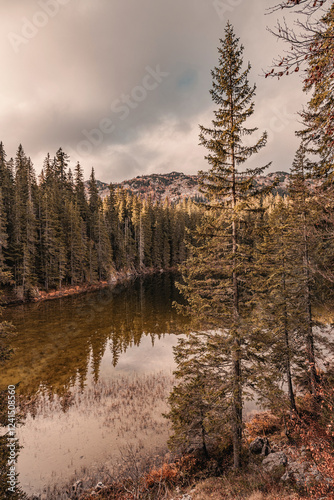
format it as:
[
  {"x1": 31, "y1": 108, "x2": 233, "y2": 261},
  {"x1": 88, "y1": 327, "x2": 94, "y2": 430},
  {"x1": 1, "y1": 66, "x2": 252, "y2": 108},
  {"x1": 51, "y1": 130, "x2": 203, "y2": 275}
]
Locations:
[
  {"x1": 1, "y1": 1, "x2": 334, "y2": 499},
  {"x1": 0, "y1": 141, "x2": 202, "y2": 299}
]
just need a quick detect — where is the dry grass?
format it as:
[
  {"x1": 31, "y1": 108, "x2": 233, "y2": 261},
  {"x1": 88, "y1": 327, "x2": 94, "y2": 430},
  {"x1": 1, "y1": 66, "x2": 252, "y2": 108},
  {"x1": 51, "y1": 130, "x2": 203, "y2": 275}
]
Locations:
[
  {"x1": 19, "y1": 372, "x2": 175, "y2": 498},
  {"x1": 34, "y1": 403, "x2": 332, "y2": 500},
  {"x1": 169, "y1": 476, "x2": 305, "y2": 500},
  {"x1": 74, "y1": 455, "x2": 307, "y2": 500}
]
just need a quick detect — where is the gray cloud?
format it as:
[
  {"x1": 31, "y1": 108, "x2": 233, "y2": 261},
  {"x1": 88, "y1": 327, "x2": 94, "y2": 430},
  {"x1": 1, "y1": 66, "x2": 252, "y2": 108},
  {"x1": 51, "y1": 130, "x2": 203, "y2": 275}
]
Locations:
[{"x1": 0, "y1": 0, "x2": 307, "y2": 182}]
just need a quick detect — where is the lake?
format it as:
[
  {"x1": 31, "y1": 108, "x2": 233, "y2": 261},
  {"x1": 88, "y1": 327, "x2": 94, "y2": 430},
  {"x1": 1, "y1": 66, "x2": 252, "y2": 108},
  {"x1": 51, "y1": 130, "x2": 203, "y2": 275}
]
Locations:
[{"x1": 0, "y1": 273, "x2": 188, "y2": 498}]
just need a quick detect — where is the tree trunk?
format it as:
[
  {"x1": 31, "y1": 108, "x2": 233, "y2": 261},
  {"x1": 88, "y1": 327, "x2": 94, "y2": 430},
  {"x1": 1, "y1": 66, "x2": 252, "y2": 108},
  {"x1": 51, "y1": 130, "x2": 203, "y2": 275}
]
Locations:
[
  {"x1": 231, "y1": 106, "x2": 242, "y2": 469},
  {"x1": 303, "y1": 217, "x2": 317, "y2": 395},
  {"x1": 200, "y1": 410, "x2": 209, "y2": 459},
  {"x1": 282, "y1": 257, "x2": 297, "y2": 412}
]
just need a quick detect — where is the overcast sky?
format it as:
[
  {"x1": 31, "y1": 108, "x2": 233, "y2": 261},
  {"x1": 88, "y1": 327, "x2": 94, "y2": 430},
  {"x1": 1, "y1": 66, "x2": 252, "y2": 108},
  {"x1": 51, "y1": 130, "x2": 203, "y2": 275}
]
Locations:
[{"x1": 0, "y1": 0, "x2": 308, "y2": 183}]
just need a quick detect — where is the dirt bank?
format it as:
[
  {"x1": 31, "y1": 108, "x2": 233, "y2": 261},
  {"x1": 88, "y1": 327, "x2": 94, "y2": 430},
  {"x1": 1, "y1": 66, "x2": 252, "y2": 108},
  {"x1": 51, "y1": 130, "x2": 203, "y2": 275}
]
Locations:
[{"x1": 1, "y1": 267, "x2": 171, "y2": 306}]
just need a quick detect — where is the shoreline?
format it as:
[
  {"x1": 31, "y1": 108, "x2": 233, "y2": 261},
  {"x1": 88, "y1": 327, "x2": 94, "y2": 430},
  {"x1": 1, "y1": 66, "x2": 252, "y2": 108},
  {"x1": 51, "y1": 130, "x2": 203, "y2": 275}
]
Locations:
[{"x1": 1, "y1": 267, "x2": 174, "y2": 307}]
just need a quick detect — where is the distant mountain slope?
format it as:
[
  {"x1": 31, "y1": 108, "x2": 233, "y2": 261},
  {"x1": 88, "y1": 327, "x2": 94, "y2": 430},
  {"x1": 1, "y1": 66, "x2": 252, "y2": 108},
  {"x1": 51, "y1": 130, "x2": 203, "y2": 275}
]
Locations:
[{"x1": 85, "y1": 171, "x2": 290, "y2": 202}]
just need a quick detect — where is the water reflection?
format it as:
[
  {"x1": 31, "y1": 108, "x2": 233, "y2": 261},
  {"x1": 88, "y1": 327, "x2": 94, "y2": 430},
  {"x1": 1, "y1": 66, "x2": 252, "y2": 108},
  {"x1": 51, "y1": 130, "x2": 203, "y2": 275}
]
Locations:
[
  {"x1": 0, "y1": 273, "x2": 187, "y2": 398},
  {"x1": 0, "y1": 273, "x2": 188, "y2": 496}
]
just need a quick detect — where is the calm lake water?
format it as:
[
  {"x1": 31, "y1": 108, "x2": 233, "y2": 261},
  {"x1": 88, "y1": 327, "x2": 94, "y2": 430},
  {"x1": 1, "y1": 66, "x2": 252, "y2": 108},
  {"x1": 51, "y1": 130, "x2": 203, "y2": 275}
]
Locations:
[{"x1": 0, "y1": 273, "x2": 188, "y2": 497}]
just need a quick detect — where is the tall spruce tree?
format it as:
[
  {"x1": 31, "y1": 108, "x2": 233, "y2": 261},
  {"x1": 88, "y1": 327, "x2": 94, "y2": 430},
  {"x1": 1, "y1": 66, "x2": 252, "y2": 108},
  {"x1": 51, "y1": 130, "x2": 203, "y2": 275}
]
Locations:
[
  {"x1": 74, "y1": 161, "x2": 89, "y2": 220},
  {"x1": 287, "y1": 144, "x2": 334, "y2": 396},
  {"x1": 0, "y1": 143, "x2": 14, "y2": 269},
  {"x1": 39, "y1": 153, "x2": 67, "y2": 290},
  {"x1": 105, "y1": 184, "x2": 123, "y2": 269},
  {"x1": 87, "y1": 168, "x2": 100, "y2": 281},
  {"x1": 64, "y1": 200, "x2": 88, "y2": 284},
  {"x1": 253, "y1": 197, "x2": 300, "y2": 413},
  {"x1": 168, "y1": 23, "x2": 270, "y2": 468},
  {"x1": 288, "y1": 144, "x2": 320, "y2": 395},
  {"x1": 12, "y1": 146, "x2": 38, "y2": 297},
  {"x1": 0, "y1": 189, "x2": 11, "y2": 286}
]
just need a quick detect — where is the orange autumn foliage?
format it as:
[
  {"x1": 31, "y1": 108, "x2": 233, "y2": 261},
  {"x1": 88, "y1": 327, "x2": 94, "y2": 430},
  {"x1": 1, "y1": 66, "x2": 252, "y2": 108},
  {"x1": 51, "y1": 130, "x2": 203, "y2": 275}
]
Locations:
[{"x1": 144, "y1": 462, "x2": 179, "y2": 488}]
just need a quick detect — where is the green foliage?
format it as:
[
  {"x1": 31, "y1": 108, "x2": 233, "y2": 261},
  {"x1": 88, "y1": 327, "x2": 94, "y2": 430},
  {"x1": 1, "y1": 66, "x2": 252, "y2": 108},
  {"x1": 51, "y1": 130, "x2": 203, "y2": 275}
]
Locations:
[{"x1": 168, "y1": 23, "x2": 271, "y2": 469}]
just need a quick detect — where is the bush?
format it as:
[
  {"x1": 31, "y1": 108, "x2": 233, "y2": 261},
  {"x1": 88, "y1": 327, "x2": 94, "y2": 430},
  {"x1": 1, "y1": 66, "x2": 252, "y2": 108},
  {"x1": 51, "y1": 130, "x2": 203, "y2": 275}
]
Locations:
[{"x1": 245, "y1": 412, "x2": 282, "y2": 440}]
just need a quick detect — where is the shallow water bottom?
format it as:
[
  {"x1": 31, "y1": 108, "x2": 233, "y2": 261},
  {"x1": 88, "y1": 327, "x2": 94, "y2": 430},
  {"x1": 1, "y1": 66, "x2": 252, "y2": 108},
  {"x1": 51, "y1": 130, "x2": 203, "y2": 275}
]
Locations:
[{"x1": 16, "y1": 335, "x2": 177, "y2": 497}]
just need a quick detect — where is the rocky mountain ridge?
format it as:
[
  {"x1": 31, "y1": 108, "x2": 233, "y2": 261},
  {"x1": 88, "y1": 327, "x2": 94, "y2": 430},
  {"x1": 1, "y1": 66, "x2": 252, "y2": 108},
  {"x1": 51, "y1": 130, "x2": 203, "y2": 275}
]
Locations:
[{"x1": 85, "y1": 170, "x2": 290, "y2": 202}]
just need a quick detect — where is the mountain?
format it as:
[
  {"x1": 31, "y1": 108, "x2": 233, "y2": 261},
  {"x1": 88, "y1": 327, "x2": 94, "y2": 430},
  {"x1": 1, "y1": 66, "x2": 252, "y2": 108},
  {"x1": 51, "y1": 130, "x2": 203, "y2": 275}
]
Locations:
[{"x1": 85, "y1": 171, "x2": 291, "y2": 202}]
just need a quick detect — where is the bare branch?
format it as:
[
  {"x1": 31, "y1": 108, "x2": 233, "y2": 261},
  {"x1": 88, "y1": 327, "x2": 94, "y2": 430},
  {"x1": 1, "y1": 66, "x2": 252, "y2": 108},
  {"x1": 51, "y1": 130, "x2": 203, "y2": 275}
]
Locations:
[{"x1": 264, "y1": 1, "x2": 333, "y2": 80}]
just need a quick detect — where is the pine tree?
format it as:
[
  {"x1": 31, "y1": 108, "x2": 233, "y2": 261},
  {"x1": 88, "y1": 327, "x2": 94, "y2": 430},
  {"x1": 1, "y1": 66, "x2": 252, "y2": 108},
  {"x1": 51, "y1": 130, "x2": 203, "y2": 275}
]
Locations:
[
  {"x1": 54, "y1": 147, "x2": 70, "y2": 186},
  {"x1": 12, "y1": 146, "x2": 38, "y2": 297},
  {"x1": 288, "y1": 145, "x2": 320, "y2": 395},
  {"x1": 74, "y1": 161, "x2": 89, "y2": 220},
  {"x1": 95, "y1": 207, "x2": 113, "y2": 280},
  {"x1": 140, "y1": 199, "x2": 153, "y2": 268},
  {"x1": 105, "y1": 184, "x2": 123, "y2": 269},
  {"x1": 253, "y1": 197, "x2": 300, "y2": 413},
  {"x1": 64, "y1": 200, "x2": 88, "y2": 284},
  {"x1": 123, "y1": 191, "x2": 137, "y2": 268},
  {"x1": 169, "y1": 23, "x2": 270, "y2": 468},
  {"x1": 287, "y1": 145, "x2": 334, "y2": 396},
  {"x1": 170, "y1": 203, "x2": 187, "y2": 266},
  {"x1": 86, "y1": 168, "x2": 113, "y2": 280},
  {"x1": 162, "y1": 199, "x2": 171, "y2": 269},
  {"x1": 0, "y1": 189, "x2": 11, "y2": 286},
  {"x1": 152, "y1": 203, "x2": 164, "y2": 269},
  {"x1": 87, "y1": 168, "x2": 100, "y2": 281},
  {"x1": 0, "y1": 143, "x2": 14, "y2": 269},
  {"x1": 38, "y1": 153, "x2": 67, "y2": 290}
]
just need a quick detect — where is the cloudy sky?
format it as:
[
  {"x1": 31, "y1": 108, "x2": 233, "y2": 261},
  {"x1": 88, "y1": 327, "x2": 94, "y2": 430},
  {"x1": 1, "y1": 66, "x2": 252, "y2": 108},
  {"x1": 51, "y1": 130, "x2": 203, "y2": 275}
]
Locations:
[{"x1": 1, "y1": 0, "x2": 308, "y2": 183}]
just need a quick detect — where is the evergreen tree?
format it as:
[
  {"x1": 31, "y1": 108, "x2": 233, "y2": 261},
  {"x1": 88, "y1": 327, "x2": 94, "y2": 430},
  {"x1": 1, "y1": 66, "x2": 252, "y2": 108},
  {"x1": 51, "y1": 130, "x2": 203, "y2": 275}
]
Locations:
[
  {"x1": 0, "y1": 189, "x2": 11, "y2": 285},
  {"x1": 253, "y1": 197, "x2": 300, "y2": 413},
  {"x1": 54, "y1": 147, "x2": 70, "y2": 186},
  {"x1": 169, "y1": 23, "x2": 270, "y2": 468},
  {"x1": 161, "y1": 200, "x2": 171, "y2": 268},
  {"x1": 123, "y1": 191, "x2": 137, "y2": 268},
  {"x1": 140, "y1": 199, "x2": 153, "y2": 268},
  {"x1": 87, "y1": 168, "x2": 100, "y2": 281},
  {"x1": 74, "y1": 161, "x2": 89, "y2": 220},
  {"x1": 95, "y1": 206, "x2": 113, "y2": 280},
  {"x1": 288, "y1": 145, "x2": 320, "y2": 395},
  {"x1": 64, "y1": 200, "x2": 88, "y2": 284},
  {"x1": 86, "y1": 168, "x2": 113, "y2": 280},
  {"x1": 131, "y1": 194, "x2": 142, "y2": 268},
  {"x1": 38, "y1": 153, "x2": 67, "y2": 290},
  {"x1": 0, "y1": 143, "x2": 14, "y2": 269},
  {"x1": 152, "y1": 203, "x2": 165, "y2": 269},
  {"x1": 12, "y1": 146, "x2": 38, "y2": 297},
  {"x1": 88, "y1": 168, "x2": 100, "y2": 217},
  {"x1": 105, "y1": 184, "x2": 123, "y2": 269},
  {"x1": 287, "y1": 145, "x2": 334, "y2": 396}
]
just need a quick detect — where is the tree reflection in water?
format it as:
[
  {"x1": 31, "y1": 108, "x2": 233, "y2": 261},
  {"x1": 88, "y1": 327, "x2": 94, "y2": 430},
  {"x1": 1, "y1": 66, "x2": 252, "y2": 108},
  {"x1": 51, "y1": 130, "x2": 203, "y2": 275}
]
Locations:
[
  {"x1": 0, "y1": 273, "x2": 189, "y2": 497},
  {"x1": 0, "y1": 273, "x2": 188, "y2": 400}
]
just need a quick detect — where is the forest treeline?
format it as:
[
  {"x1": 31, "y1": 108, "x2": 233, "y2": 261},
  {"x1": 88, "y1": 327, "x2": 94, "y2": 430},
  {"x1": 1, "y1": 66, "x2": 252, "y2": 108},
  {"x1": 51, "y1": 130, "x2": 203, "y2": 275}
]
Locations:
[{"x1": 0, "y1": 142, "x2": 202, "y2": 299}]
